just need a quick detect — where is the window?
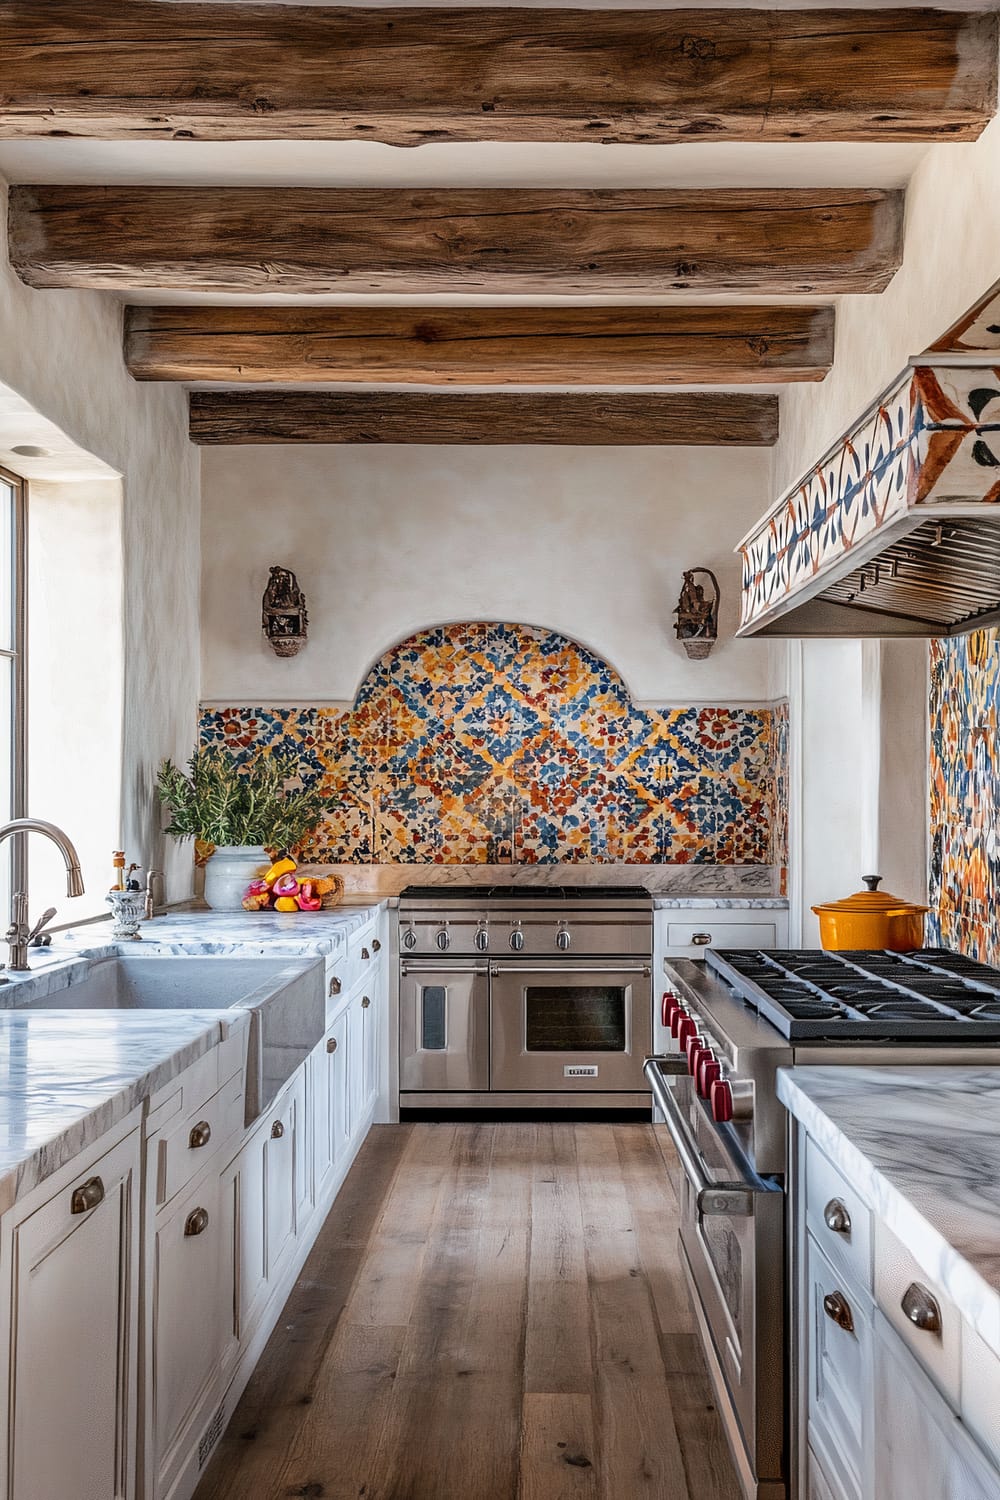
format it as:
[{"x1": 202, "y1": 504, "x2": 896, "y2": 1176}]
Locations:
[{"x1": 0, "y1": 468, "x2": 26, "y2": 916}]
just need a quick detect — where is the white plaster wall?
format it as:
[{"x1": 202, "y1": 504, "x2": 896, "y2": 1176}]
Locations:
[
  {"x1": 201, "y1": 444, "x2": 780, "y2": 706},
  {"x1": 775, "y1": 110, "x2": 1000, "y2": 495},
  {"x1": 0, "y1": 181, "x2": 200, "y2": 902}
]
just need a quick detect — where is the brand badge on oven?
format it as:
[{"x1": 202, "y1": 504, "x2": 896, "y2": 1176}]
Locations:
[{"x1": 564, "y1": 1065, "x2": 599, "y2": 1078}]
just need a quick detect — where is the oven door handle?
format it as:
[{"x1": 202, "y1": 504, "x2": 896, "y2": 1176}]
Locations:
[
  {"x1": 644, "y1": 1056, "x2": 774, "y2": 1220},
  {"x1": 400, "y1": 963, "x2": 490, "y2": 977},
  {"x1": 489, "y1": 963, "x2": 650, "y2": 975}
]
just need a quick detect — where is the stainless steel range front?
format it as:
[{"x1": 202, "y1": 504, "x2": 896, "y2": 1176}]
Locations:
[
  {"x1": 646, "y1": 946, "x2": 1000, "y2": 1500},
  {"x1": 398, "y1": 885, "x2": 652, "y2": 1109}
]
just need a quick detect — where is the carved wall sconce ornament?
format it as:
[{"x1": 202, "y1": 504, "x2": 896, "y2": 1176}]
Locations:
[
  {"x1": 262, "y1": 566, "x2": 308, "y2": 657},
  {"x1": 674, "y1": 568, "x2": 721, "y2": 660}
]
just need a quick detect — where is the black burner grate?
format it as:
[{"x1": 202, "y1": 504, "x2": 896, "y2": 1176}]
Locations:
[{"x1": 704, "y1": 947, "x2": 1000, "y2": 1041}]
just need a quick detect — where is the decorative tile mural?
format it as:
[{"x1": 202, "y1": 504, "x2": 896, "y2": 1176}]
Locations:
[
  {"x1": 740, "y1": 364, "x2": 1000, "y2": 634},
  {"x1": 202, "y1": 623, "x2": 786, "y2": 868},
  {"x1": 929, "y1": 627, "x2": 1000, "y2": 963}
]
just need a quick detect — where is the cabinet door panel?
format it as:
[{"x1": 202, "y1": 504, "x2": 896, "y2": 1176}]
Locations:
[
  {"x1": 264, "y1": 1073, "x2": 304, "y2": 1282},
  {"x1": 9, "y1": 1131, "x2": 140, "y2": 1500},
  {"x1": 806, "y1": 1235, "x2": 870, "y2": 1498}
]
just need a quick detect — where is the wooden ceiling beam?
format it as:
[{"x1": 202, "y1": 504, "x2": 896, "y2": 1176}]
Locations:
[
  {"x1": 124, "y1": 305, "x2": 835, "y2": 385},
  {"x1": 188, "y1": 391, "x2": 779, "y2": 445},
  {"x1": 10, "y1": 186, "x2": 903, "y2": 297},
  {"x1": 1, "y1": 5, "x2": 995, "y2": 145}
]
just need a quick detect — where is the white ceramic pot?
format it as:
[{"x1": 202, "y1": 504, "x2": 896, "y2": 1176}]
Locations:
[{"x1": 203, "y1": 845, "x2": 270, "y2": 911}]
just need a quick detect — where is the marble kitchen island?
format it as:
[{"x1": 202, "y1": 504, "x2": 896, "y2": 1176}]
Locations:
[{"x1": 780, "y1": 1065, "x2": 1000, "y2": 1500}]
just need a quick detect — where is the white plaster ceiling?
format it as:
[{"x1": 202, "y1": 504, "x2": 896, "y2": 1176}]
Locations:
[{"x1": 0, "y1": 383, "x2": 118, "y2": 481}]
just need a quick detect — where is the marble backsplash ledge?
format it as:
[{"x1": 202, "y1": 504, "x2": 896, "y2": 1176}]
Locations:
[{"x1": 201, "y1": 622, "x2": 789, "y2": 872}]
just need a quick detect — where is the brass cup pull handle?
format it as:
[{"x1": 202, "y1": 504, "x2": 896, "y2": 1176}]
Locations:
[
  {"x1": 823, "y1": 1291, "x2": 855, "y2": 1334},
  {"x1": 361, "y1": 946, "x2": 371, "y2": 961},
  {"x1": 901, "y1": 1282, "x2": 942, "y2": 1334},
  {"x1": 824, "y1": 1198, "x2": 852, "y2": 1235},
  {"x1": 372, "y1": 938, "x2": 381, "y2": 953},
  {"x1": 184, "y1": 1207, "x2": 209, "y2": 1237},
  {"x1": 329, "y1": 976, "x2": 342, "y2": 996},
  {"x1": 70, "y1": 1176, "x2": 105, "y2": 1215},
  {"x1": 361, "y1": 995, "x2": 371, "y2": 1009},
  {"x1": 691, "y1": 932, "x2": 713, "y2": 946},
  {"x1": 189, "y1": 1120, "x2": 212, "y2": 1149},
  {"x1": 271, "y1": 1120, "x2": 285, "y2": 1139},
  {"x1": 326, "y1": 1037, "x2": 338, "y2": 1054}
]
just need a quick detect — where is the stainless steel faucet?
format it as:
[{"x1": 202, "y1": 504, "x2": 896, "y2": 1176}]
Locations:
[{"x1": 0, "y1": 819, "x2": 85, "y2": 971}]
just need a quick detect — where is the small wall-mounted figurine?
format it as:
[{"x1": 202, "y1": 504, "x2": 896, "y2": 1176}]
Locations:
[
  {"x1": 674, "y1": 568, "x2": 721, "y2": 659},
  {"x1": 262, "y1": 566, "x2": 308, "y2": 658}
]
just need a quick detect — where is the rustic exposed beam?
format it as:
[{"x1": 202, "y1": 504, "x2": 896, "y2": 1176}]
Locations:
[
  {"x1": 124, "y1": 306, "x2": 835, "y2": 385},
  {"x1": 10, "y1": 186, "x2": 903, "y2": 297},
  {"x1": 1, "y1": 5, "x2": 995, "y2": 145},
  {"x1": 188, "y1": 391, "x2": 779, "y2": 446}
]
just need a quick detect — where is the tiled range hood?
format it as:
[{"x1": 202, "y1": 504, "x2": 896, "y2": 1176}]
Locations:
[{"x1": 738, "y1": 290, "x2": 1000, "y2": 639}]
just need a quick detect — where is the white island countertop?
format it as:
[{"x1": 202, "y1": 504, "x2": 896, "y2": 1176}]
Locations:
[
  {"x1": 779, "y1": 1066, "x2": 1000, "y2": 1360},
  {"x1": 59, "y1": 904, "x2": 386, "y2": 959}
]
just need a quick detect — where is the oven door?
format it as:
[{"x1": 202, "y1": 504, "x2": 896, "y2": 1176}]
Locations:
[
  {"x1": 399, "y1": 961, "x2": 490, "y2": 1092},
  {"x1": 489, "y1": 961, "x2": 651, "y2": 1093},
  {"x1": 644, "y1": 1057, "x2": 786, "y2": 1500}
]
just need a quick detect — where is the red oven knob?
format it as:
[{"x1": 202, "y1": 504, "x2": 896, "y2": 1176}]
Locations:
[
  {"x1": 699, "y1": 1057, "x2": 721, "y2": 1099},
  {"x1": 674, "y1": 1013, "x2": 696, "y2": 1047},
  {"x1": 710, "y1": 1078, "x2": 734, "y2": 1123},
  {"x1": 688, "y1": 1039, "x2": 710, "y2": 1076},
  {"x1": 661, "y1": 991, "x2": 681, "y2": 1029}
]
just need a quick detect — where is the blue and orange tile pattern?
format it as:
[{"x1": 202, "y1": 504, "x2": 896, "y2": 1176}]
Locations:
[
  {"x1": 201, "y1": 623, "x2": 786, "y2": 868},
  {"x1": 929, "y1": 627, "x2": 1000, "y2": 963}
]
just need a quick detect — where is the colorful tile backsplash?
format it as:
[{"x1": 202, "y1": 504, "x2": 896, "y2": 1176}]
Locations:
[
  {"x1": 929, "y1": 627, "x2": 1000, "y2": 963},
  {"x1": 201, "y1": 623, "x2": 786, "y2": 867}
]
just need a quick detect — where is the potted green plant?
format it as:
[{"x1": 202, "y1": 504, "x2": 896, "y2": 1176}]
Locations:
[{"x1": 156, "y1": 748, "x2": 327, "y2": 910}]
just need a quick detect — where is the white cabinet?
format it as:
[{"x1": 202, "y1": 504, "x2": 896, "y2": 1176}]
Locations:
[
  {"x1": 2, "y1": 1121, "x2": 141, "y2": 1500},
  {"x1": 311, "y1": 1007, "x2": 350, "y2": 1209},
  {"x1": 874, "y1": 1314, "x2": 999, "y2": 1500}
]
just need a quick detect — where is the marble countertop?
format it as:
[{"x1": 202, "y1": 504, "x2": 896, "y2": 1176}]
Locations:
[
  {"x1": 0, "y1": 1008, "x2": 247, "y2": 1214},
  {"x1": 653, "y1": 897, "x2": 789, "y2": 909},
  {"x1": 57, "y1": 904, "x2": 385, "y2": 960},
  {"x1": 779, "y1": 1066, "x2": 1000, "y2": 1359}
]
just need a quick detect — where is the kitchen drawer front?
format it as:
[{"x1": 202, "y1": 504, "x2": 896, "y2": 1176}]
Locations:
[
  {"x1": 805, "y1": 1136, "x2": 873, "y2": 1294},
  {"x1": 960, "y1": 1324, "x2": 1000, "y2": 1470},
  {"x1": 807, "y1": 1234, "x2": 872, "y2": 1500},
  {"x1": 155, "y1": 1070, "x2": 245, "y2": 1209},
  {"x1": 665, "y1": 919, "x2": 778, "y2": 953},
  {"x1": 874, "y1": 1221, "x2": 960, "y2": 1406}
]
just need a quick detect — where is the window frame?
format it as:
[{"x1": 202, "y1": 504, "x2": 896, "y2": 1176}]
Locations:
[{"x1": 0, "y1": 466, "x2": 28, "y2": 899}]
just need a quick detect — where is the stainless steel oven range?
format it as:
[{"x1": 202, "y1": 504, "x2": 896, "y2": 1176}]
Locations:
[
  {"x1": 398, "y1": 884, "x2": 652, "y2": 1109},
  {"x1": 647, "y1": 946, "x2": 1000, "y2": 1500}
]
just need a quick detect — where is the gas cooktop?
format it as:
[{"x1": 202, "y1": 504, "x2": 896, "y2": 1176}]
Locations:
[
  {"x1": 400, "y1": 884, "x2": 651, "y2": 902},
  {"x1": 705, "y1": 947, "x2": 1000, "y2": 1042}
]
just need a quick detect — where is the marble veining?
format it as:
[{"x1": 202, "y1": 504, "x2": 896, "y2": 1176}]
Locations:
[
  {"x1": 653, "y1": 897, "x2": 789, "y2": 909},
  {"x1": 0, "y1": 1010, "x2": 244, "y2": 1215},
  {"x1": 59, "y1": 906, "x2": 383, "y2": 959},
  {"x1": 779, "y1": 1066, "x2": 1000, "y2": 1358}
]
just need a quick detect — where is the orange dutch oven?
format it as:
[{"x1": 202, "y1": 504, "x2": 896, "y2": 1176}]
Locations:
[{"x1": 812, "y1": 875, "x2": 929, "y2": 953}]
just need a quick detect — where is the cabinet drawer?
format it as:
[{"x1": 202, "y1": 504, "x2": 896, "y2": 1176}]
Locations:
[
  {"x1": 665, "y1": 920, "x2": 778, "y2": 952},
  {"x1": 874, "y1": 1221, "x2": 960, "y2": 1406},
  {"x1": 805, "y1": 1137, "x2": 872, "y2": 1293},
  {"x1": 960, "y1": 1324, "x2": 1000, "y2": 1470},
  {"x1": 807, "y1": 1234, "x2": 871, "y2": 1500},
  {"x1": 156, "y1": 1071, "x2": 245, "y2": 1208}
]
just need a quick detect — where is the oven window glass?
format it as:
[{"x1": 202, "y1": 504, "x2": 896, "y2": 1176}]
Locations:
[
  {"x1": 524, "y1": 986, "x2": 626, "y2": 1052},
  {"x1": 421, "y1": 986, "x2": 447, "y2": 1050}
]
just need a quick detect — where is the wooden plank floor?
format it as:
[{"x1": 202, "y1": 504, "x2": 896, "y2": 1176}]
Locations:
[{"x1": 194, "y1": 1123, "x2": 740, "y2": 1500}]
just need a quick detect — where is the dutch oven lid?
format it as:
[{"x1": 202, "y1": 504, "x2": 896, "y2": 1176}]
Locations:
[{"x1": 812, "y1": 874, "x2": 930, "y2": 916}]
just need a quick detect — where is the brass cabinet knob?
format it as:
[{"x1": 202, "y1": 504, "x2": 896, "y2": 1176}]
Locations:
[
  {"x1": 189, "y1": 1120, "x2": 212, "y2": 1149},
  {"x1": 823, "y1": 1291, "x2": 855, "y2": 1334},
  {"x1": 361, "y1": 995, "x2": 371, "y2": 1009},
  {"x1": 691, "y1": 932, "x2": 713, "y2": 946},
  {"x1": 329, "y1": 976, "x2": 342, "y2": 996},
  {"x1": 326, "y1": 1037, "x2": 338, "y2": 1054},
  {"x1": 70, "y1": 1176, "x2": 105, "y2": 1215},
  {"x1": 824, "y1": 1198, "x2": 851, "y2": 1235},
  {"x1": 184, "y1": 1207, "x2": 209, "y2": 1237},
  {"x1": 372, "y1": 938, "x2": 381, "y2": 953},
  {"x1": 271, "y1": 1120, "x2": 285, "y2": 1139},
  {"x1": 901, "y1": 1282, "x2": 942, "y2": 1334},
  {"x1": 361, "y1": 947, "x2": 371, "y2": 961}
]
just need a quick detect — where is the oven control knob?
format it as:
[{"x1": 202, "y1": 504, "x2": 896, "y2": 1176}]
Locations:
[
  {"x1": 688, "y1": 1038, "x2": 709, "y2": 1076},
  {"x1": 661, "y1": 992, "x2": 681, "y2": 1029},
  {"x1": 556, "y1": 927, "x2": 571, "y2": 951},
  {"x1": 674, "y1": 1013, "x2": 696, "y2": 1047},
  {"x1": 710, "y1": 1079, "x2": 734, "y2": 1123},
  {"x1": 510, "y1": 927, "x2": 525, "y2": 952},
  {"x1": 435, "y1": 927, "x2": 451, "y2": 952},
  {"x1": 402, "y1": 927, "x2": 417, "y2": 951},
  {"x1": 474, "y1": 925, "x2": 489, "y2": 952},
  {"x1": 699, "y1": 1057, "x2": 722, "y2": 1100}
]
